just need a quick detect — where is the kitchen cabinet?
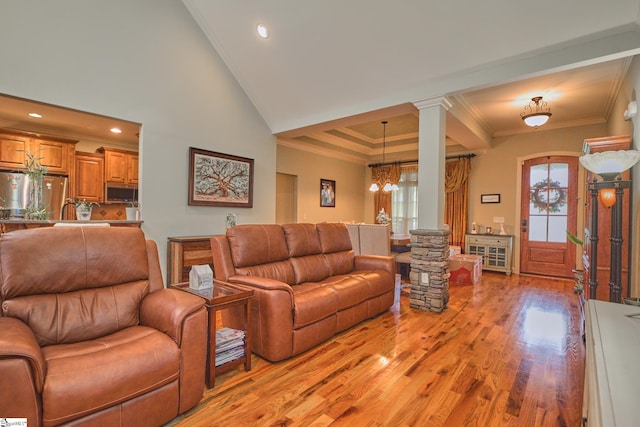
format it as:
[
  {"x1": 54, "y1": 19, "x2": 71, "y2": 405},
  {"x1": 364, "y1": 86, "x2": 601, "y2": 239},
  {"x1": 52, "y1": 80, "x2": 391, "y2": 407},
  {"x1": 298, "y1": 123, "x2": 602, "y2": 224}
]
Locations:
[
  {"x1": 0, "y1": 129, "x2": 76, "y2": 175},
  {"x1": 99, "y1": 147, "x2": 138, "y2": 184},
  {"x1": 465, "y1": 234, "x2": 513, "y2": 275},
  {"x1": 74, "y1": 152, "x2": 104, "y2": 203},
  {"x1": 583, "y1": 135, "x2": 631, "y2": 302}
]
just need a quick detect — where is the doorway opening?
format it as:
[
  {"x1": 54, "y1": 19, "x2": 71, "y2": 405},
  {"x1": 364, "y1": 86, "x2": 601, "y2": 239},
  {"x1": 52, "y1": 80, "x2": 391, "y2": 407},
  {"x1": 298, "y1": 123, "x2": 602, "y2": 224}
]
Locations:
[{"x1": 276, "y1": 172, "x2": 297, "y2": 224}]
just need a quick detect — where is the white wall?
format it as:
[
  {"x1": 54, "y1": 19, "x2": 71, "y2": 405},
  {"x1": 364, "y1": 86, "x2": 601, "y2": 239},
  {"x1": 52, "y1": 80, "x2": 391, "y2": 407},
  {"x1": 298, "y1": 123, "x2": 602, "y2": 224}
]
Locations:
[{"x1": 0, "y1": 0, "x2": 275, "y2": 279}]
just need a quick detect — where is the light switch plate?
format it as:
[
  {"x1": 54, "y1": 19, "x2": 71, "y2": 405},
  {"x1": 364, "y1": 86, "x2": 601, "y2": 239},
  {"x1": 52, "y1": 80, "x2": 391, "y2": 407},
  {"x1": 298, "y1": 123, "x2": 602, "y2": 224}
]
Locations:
[{"x1": 421, "y1": 272, "x2": 429, "y2": 285}]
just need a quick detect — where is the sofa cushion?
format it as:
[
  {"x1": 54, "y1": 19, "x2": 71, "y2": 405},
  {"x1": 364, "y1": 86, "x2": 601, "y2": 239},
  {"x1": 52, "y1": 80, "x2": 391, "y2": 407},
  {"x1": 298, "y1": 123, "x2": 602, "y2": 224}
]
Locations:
[
  {"x1": 291, "y1": 283, "x2": 338, "y2": 328},
  {"x1": 234, "y1": 260, "x2": 296, "y2": 285},
  {"x1": 227, "y1": 225, "x2": 289, "y2": 267},
  {"x1": 42, "y1": 325, "x2": 179, "y2": 426},
  {"x1": 290, "y1": 255, "x2": 330, "y2": 284},
  {"x1": 320, "y1": 275, "x2": 372, "y2": 310},
  {"x1": 316, "y1": 222, "x2": 353, "y2": 253},
  {"x1": 3, "y1": 281, "x2": 149, "y2": 347},
  {"x1": 324, "y1": 252, "x2": 354, "y2": 276},
  {"x1": 0, "y1": 227, "x2": 149, "y2": 299},
  {"x1": 283, "y1": 223, "x2": 322, "y2": 257}
]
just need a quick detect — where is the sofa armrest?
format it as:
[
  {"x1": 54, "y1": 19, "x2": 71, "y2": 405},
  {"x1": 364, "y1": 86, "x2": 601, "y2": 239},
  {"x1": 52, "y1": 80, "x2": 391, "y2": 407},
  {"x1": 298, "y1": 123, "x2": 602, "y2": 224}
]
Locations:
[
  {"x1": 227, "y1": 276, "x2": 296, "y2": 361},
  {"x1": 140, "y1": 288, "x2": 205, "y2": 346},
  {"x1": 354, "y1": 254, "x2": 395, "y2": 276},
  {"x1": 0, "y1": 317, "x2": 46, "y2": 392}
]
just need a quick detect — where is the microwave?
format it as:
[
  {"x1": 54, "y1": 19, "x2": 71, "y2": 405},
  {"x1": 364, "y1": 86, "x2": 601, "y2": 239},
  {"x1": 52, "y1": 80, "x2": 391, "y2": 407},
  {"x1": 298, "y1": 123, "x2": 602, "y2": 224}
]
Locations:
[{"x1": 105, "y1": 182, "x2": 138, "y2": 203}]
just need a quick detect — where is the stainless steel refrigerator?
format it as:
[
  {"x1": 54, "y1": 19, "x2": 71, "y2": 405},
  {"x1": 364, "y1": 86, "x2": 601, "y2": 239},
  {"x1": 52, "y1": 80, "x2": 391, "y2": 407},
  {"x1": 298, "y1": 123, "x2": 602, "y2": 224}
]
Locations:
[{"x1": 0, "y1": 171, "x2": 69, "y2": 220}]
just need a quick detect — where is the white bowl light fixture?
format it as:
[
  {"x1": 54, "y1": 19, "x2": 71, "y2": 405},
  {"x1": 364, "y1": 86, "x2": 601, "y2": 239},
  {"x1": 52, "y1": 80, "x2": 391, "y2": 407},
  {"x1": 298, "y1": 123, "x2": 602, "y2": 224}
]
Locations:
[
  {"x1": 256, "y1": 24, "x2": 269, "y2": 39},
  {"x1": 579, "y1": 150, "x2": 640, "y2": 181},
  {"x1": 521, "y1": 96, "x2": 552, "y2": 127}
]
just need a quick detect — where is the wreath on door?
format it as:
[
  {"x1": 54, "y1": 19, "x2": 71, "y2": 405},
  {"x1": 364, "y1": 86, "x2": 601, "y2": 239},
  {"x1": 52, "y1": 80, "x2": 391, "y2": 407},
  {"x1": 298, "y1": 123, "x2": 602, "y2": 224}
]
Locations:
[{"x1": 530, "y1": 178, "x2": 567, "y2": 213}]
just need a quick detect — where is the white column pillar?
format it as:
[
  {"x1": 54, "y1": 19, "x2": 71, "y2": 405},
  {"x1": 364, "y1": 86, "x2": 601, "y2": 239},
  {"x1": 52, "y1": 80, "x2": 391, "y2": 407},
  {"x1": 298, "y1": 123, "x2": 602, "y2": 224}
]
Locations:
[{"x1": 413, "y1": 96, "x2": 452, "y2": 230}]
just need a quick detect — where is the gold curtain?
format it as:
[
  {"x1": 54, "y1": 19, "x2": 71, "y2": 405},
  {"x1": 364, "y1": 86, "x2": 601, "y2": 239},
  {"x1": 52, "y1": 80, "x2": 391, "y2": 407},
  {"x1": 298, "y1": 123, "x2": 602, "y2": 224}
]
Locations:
[
  {"x1": 372, "y1": 163, "x2": 401, "y2": 220},
  {"x1": 444, "y1": 158, "x2": 471, "y2": 248}
]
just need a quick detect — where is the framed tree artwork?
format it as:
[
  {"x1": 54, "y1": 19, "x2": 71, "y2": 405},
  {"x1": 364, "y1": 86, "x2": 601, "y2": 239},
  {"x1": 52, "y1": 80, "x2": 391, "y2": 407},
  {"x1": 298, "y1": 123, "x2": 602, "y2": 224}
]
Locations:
[{"x1": 188, "y1": 147, "x2": 254, "y2": 207}]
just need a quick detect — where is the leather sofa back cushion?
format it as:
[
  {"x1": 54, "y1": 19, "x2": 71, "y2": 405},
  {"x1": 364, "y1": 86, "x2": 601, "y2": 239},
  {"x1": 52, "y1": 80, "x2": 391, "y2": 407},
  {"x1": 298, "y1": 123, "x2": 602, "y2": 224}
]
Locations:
[
  {"x1": 0, "y1": 227, "x2": 149, "y2": 299},
  {"x1": 3, "y1": 281, "x2": 148, "y2": 346},
  {"x1": 227, "y1": 224, "x2": 289, "y2": 268},
  {"x1": 235, "y1": 260, "x2": 296, "y2": 285},
  {"x1": 290, "y1": 255, "x2": 330, "y2": 284},
  {"x1": 324, "y1": 252, "x2": 354, "y2": 276},
  {"x1": 282, "y1": 223, "x2": 322, "y2": 257},
  {"x1": 316, "y1": 223, "x2": 353, "y2": 254}
]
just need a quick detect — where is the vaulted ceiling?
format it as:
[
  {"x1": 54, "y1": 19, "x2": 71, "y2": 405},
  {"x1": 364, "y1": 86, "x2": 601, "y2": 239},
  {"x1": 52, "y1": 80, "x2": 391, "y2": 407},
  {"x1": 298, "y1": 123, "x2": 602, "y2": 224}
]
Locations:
[
  {"x1": 184, "y1": 0, "x2": 640, "y2": 164},
  {"x1": 1, "y1": 1, "x2": 638, "y2": 161}
]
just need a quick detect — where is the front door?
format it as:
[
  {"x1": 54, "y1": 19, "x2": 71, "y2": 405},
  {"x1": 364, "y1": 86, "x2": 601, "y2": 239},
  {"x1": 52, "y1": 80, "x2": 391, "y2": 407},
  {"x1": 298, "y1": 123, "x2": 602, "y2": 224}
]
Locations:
[{"x1": 520, "y1": 156, "x2": 578, "y2": 278}]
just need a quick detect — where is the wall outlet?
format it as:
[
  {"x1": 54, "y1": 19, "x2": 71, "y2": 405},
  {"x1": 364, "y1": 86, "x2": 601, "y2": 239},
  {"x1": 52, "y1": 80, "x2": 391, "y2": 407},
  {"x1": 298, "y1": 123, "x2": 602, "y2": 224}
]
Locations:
[
  {"x1": 421, "y1": 272, "x2": 430, "y2": 285},
  {"x1": 493, "y1": 216, "x2": 505, "y2": 224}
]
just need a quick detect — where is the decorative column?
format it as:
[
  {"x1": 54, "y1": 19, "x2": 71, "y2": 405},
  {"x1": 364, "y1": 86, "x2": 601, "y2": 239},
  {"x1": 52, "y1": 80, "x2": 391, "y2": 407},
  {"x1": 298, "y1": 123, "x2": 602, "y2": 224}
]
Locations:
[
  {"x1": 408, "y1": 229, "x2": 450, "y2": 312},
  {"x1": 409, "y1": 97, "x2": 452, "y2": 313}
]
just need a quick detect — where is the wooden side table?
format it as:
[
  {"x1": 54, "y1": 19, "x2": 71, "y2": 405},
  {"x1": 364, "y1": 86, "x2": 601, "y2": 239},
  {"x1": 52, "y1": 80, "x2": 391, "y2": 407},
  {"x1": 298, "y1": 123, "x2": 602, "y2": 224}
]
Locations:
[
  {"x1": 173, "y1": 280, "x2": 253, "y2": 388},
  {"x1": 166, "y1": 236, "x2": 213, "y2": 286}
]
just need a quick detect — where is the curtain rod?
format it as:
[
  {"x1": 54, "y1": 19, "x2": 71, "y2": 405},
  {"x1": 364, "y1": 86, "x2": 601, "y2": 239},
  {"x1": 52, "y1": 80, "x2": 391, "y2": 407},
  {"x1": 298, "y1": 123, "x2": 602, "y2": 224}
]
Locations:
[
  {"x1": 367, "y1": 153, "x2": 475, "y2": 168},
  {"x1": 367, "y1": 159, "x2": 417, "y2": 168}
]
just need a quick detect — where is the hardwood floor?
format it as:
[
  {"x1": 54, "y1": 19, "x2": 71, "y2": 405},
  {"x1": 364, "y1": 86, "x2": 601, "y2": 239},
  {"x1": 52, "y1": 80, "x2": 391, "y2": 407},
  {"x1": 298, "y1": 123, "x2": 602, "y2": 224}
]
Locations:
[{"x1": 168, "y1": 272, "x2": 585, "y2": 427}]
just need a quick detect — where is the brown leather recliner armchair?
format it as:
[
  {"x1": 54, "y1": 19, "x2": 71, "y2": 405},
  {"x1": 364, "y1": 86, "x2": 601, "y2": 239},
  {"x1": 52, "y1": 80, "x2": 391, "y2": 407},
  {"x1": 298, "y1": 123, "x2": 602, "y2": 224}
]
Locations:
[{"x1": 0, "y1": 227, "x2": 207, "y2": 427}]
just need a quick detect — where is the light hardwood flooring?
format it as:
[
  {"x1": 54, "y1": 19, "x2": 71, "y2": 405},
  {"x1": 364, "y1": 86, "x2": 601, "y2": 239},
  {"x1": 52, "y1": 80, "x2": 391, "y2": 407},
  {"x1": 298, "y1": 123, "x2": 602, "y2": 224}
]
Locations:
[{"x1": 169, "y1": 272, "x2": 584, "y2": 427}]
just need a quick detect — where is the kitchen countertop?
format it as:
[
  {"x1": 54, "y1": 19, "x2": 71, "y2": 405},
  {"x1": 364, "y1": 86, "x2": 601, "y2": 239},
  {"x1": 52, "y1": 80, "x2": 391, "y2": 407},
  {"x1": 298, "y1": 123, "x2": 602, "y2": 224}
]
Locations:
[{"x1": 0, "y1": 220, "x2": 143, "y2": 232}]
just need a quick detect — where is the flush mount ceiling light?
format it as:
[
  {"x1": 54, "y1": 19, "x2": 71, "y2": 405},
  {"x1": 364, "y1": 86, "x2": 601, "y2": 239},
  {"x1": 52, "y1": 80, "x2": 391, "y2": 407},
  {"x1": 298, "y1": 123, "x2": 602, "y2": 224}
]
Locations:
[
  {"x1": 110, "y1": 127, "x2": 122, "y2": 134},
  {"x1": 256, "y1": 24, "x2": 269, "y2": 39},
  {"x1": 28, "y1": 112, "x2": 42, "y2": 118},
  {"x1": 521, "y1": 96, "x2": 552, "y2": 127}
]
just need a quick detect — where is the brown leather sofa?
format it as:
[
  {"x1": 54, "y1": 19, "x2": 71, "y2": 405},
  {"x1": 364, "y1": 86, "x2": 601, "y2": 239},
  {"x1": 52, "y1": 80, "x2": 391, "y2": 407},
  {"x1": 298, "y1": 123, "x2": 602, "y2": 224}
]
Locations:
[
  {"x1": 0, "y1": 227, "x2": 207, "y2": 427},
  {"x1": 210, "y1": 222, "x2": 395, "y2": 362}
]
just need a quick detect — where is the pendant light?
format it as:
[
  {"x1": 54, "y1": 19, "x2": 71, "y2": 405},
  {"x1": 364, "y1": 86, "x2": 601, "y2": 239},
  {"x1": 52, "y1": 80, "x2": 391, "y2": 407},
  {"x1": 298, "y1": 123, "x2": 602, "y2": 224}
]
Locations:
[{"x1": 369, "y1": 121, "x2": 398, "y2": 192}]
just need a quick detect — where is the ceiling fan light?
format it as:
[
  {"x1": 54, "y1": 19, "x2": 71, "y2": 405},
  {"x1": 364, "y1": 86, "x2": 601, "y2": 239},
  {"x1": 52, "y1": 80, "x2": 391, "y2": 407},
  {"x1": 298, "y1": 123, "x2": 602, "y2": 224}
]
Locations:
[
  {"x1": 383, "y1": 182, "x2": 393, "y2": 192},
  {"x1": 369, "y1": 182, "x2": 379, "y2": 192}
]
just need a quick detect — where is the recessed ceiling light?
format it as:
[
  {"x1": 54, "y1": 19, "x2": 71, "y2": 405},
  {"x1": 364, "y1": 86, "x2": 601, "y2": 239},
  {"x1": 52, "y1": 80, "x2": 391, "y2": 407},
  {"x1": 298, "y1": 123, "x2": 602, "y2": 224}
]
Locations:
[
  {"x1": 256, "y1": 24, "x2": 269, "y2": 39},
  {"x1": 28, "y1": 112, "x2": 42, "y2": 118},
  {"x1": 110, "y1": 127, "x2": 122, "y2": 134}
]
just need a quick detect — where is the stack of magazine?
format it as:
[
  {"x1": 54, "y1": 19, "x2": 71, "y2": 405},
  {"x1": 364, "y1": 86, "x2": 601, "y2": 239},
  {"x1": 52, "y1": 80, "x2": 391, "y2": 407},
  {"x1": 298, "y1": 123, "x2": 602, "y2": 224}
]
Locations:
[{"x1": 215, "y1": 327, "x2": 245, "y2": 366}]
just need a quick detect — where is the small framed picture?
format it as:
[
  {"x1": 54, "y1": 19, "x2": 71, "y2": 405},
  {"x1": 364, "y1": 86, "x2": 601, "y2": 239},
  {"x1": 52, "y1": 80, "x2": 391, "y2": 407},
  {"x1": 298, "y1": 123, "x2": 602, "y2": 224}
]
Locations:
[
  {"x1": 481, "y1": 193, "x2": 501, "y2": 204},
  {"x1": 320, "y1": 179, "x2": 335, "y2": 207}
]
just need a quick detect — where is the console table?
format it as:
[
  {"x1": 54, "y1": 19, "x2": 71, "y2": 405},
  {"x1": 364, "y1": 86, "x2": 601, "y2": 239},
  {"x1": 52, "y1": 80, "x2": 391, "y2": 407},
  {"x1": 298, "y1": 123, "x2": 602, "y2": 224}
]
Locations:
[
  {"x1": 465, "y1": 234, "x2": 513, "y2": 275},
  {"x1": 583, "y1": 300, "x2": 640, "y2": 426}
]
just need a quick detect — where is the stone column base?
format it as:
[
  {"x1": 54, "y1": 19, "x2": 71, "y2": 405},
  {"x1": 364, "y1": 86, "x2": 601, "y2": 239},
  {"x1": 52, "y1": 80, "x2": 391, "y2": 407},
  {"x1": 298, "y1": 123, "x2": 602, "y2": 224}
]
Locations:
[{"x1": 408, "y1": 228, "x2": 450, "y2": 313}]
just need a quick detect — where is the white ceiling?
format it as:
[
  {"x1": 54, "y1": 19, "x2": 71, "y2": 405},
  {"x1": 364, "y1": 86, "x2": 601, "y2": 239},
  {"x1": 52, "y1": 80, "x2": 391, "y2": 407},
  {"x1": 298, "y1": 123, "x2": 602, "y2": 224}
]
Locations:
[{"x1": 183, "y1": 0, "x2": 640, "y2": 163}]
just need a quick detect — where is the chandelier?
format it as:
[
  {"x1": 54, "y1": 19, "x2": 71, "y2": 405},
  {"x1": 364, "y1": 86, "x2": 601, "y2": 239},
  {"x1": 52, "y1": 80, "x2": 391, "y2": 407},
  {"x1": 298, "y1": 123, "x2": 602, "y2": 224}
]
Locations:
[
  {"x1": 369, "y1": 121, "x2": 399, "y2": 192},
  {"x1": 521, "y1": 96, "x2": 552, "y2": 127}
]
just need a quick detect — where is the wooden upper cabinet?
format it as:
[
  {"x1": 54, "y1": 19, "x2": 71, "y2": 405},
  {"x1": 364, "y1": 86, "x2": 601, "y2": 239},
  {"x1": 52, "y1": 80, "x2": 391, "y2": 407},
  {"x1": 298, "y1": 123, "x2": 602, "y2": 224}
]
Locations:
[
  {"x1": 0, "y1": 132, "x2": 30, "y2": 170},
  {"x1": 99, "y1": 147, "x2": 138, "y2": 184},
  {"x1": 0, "y1": 129, "x2": 76, "y2": 175},
  {"x1": 35, "y1": 139, "x2": 73, "y2": 174},
  {"x1": 75, "y1": 152, "x2": 104, "y2": 203}
]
